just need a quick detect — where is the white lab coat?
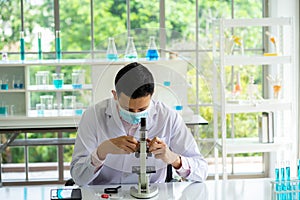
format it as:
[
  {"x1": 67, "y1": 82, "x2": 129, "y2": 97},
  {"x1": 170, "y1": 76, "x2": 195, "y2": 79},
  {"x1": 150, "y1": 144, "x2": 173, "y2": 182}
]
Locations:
[{"x1": 70, "y1": 98, "x2": 208, "y2": 186}]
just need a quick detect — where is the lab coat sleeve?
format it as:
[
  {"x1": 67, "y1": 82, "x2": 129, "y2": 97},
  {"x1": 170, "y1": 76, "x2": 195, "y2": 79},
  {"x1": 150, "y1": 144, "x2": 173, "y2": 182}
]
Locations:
[
  {"x1": 170, "y1": 113, "x2": 208, "y2": 182},
  {"x1": 70, "y1": 107, "x2": 103, "y2": 186}
]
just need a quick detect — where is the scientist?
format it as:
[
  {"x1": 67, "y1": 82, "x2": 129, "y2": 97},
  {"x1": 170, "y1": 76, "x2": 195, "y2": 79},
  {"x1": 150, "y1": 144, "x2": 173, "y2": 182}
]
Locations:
[{"x1": 70, "y1": 62, "x2": 208, "y2": 186}]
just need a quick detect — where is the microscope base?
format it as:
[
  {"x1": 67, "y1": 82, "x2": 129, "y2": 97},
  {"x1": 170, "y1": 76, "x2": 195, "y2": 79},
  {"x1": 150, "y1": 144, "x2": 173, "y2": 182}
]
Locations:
[{"x1": 130, "y1": 185, "x2": 158, "y2": 199}]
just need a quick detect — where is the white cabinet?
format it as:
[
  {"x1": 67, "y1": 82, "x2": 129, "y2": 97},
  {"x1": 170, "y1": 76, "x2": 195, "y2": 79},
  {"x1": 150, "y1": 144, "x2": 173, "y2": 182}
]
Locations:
[{"x1": 212, "y1": 17, "x2": 296, "y2": 179}]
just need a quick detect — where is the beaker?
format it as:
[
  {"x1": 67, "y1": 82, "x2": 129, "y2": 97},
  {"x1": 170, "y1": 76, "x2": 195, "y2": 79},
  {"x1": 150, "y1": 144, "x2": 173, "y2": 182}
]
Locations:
[
  {"x1": 63, "y1": 96, "x2": 76, "y2": 109},
  {"x1": 52, "y1": 73, "x2": 64, "y2": 89},
  {"x1": 72, "y1": 70, "x2": 85, "y2": 89},
  {"x1": 124, "y1": 37, "x2": 138, "y2": 60},
  {"x1": 0, "y1": 78, "x2": 9, "y2": 90},
  {"x1": 35, "y1": 71, "x2": 49, "y2": 89},
  {"x1": 106, "y1": 37, "x2": 118, "y2": 61},
  {"x1": 75, "y1": 103, "x2": 84, "y2": 116},
  {"x1": 36, "y1": 103, "x2": 45, "y2": 116},
  {"x1": 0, "y1": 104, "x2": 8, "y2": 116},
  {"x1": 40, "y1": 95, "x2": 54, "y2": 110},
  {"x1": 13, "y1": 75, "x2": 24, "y2": 89},
  {"x1": 146, "y1": 36, "x2": 159, "y2": 61}
]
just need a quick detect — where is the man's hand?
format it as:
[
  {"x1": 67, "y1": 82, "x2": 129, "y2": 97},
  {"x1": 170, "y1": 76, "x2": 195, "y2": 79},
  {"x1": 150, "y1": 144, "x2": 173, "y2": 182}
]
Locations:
[
  {"x1": 148, "y1": 137, "x2": 182, "y2": 169},
  {"x1": 97, "y1": 136, "x2": 139, "y2": 160}
]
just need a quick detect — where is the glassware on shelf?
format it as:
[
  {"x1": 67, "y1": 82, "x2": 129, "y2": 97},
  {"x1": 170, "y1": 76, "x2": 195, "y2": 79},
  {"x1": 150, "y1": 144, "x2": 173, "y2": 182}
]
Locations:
[
  {"x1": 52, "y1": 73, "x2": 64, "y2": 89},
  {"x1": 267, "y1": 74, "x2": 282, "y2": 99},
  {"x1": 38, "y1": 32, "x2": 43, "y2": 60},
  {"x1": 13, "y1": 75, "x2": 24, "y2": 89},
  {"x1": 55, "y1": 30, "x2": 62, "y2": 60},
  {"x1": 224, "y1": 32, "x2": 244, "y2": 55},
  {"x1": 64, "y1": 96, "x2": 76, "y2": 109},
  {"x1": 2, "y1": 52, "x2": 8, "y2": 61},
  {"x1": 40, "y1": 95, "x2": 54, "y2": 110},
  {"x1": 0, "y1": 76, "x2": 9, "y2": 90},
  {"x1": 75, "y1": 102, "x2": 84, "y2": 116},
  {"x1": 146, "y1": 36, "x2": 159, "y2": 61},
  {"x1": 124, "y1": 37, "x2": 138, "y2": 60},
  {"x1": 72, "y1": 70, "x2": 85, "y2": 89},
  {"x1": 106, "y1": 37, "x2": 118, "y2": 61},
  {"x1": 246, "y1": 76, "x2": 260, "y2": 101},
  {"x1": 233, "y1": 71, "x2": 242, "y2": 97},
  {"x1": 36, "y1": 103, "x2": 45, "y2": 116},
  {"x1": 0, "y1": 103, "x2": 8, "y2": 116},
  {"x1": 63, "y1": 96, "x2": 76, "y2": 116},
  {"x1": 35, "y1": 71, "x2": 49, "y2": 89},
  {"x1": 20, "y1": 31, "x2": 25, "y2": 61}
]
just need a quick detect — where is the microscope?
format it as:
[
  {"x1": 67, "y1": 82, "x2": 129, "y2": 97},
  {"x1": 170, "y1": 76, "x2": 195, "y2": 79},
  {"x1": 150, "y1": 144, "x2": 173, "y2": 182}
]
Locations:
[{"x1": 130, "y1": 118, "x2": 159, "y2": 199}]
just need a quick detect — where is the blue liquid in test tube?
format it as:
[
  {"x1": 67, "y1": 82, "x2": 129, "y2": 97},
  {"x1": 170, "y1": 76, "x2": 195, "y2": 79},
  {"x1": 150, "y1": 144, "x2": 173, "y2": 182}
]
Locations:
[
  {"x1": 275, "y1": 165, "x2": 281, "y2": 200},
  {"x1": 20, "y1": 31, "x2": 25, "y2": 61},
  {"x1": 298, "y1": 159, "x2": 300, "y2": 199},
  {"x1": 281, "y1": 163, "x2": 287, "y2": 200},
  {"x1": 55, "y1": 30, "x2": 62, "y2": 60},
  {"x1": 38, "y1": 32, "x2": 42, "y2": 60},
  {"x1": 286, "y1": 161, "x2": 292, "y2": 200}
]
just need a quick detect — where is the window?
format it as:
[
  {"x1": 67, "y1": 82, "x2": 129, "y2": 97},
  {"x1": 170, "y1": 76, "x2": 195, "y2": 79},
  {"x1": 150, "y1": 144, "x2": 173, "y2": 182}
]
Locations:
[{"x1": 0, "y1": 0, "x2": 269, "y2": 183}]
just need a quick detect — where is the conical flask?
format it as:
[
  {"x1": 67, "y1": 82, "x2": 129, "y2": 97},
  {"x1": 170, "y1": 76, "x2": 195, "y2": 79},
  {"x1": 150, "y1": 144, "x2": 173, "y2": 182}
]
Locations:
[
  {"x1": 106, "y1": 37, "x2": 118, "y2": 60},
  {"x1": 146, "y1": 36, "x2": 159, "y2": 61},
  {"x1": 124, "y1": 37, "x2": 138, "y2": 60}
]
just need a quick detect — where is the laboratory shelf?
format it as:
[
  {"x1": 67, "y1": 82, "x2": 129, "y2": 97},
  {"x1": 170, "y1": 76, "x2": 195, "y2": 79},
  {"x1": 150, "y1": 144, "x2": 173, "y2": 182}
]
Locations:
[
  {"x1": 0, "y1": 89, "x2": 26, "y2": 93},
  {"x1": 216, "y1": 137, "x2": 292, "y2": 154},
  {"x1": 27, "y1": 84, "x2": 92, "y2": 92},
  {"x1": 225, "y1": 100, "x2": 292, "y2": 114},
  {"x1": 0, "y1": 115, "x2": 81, "y2": 129},
  {"x1": 0, "y1": 58, "x2": 180, "y2": 67},
  {"x1": 223, "y1": 55, "x2": 292, "y2": 66},
  {"x1": 212, "y1": 17, "x2": 295, "y2": 180}
]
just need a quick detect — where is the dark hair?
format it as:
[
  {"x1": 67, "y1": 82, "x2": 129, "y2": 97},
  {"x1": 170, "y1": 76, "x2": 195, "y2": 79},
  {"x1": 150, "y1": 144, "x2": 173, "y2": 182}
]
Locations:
[{"x1": 115, "y1": 62, "x2": 154, "y2": 99}]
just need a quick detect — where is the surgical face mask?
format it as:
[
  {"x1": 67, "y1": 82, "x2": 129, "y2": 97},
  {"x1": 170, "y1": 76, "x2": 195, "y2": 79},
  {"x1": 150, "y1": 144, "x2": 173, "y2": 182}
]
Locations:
[{"x1": 118, "y1": 104, "x2": 149, "y2": 125}]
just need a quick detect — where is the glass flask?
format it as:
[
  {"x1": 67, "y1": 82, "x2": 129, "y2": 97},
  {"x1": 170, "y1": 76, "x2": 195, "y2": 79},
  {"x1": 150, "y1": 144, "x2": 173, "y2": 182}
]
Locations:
[
  {"x1": 124, "y1": 37, "x2": 138, "y2": 60},
  {"x1": 106, "y1": 37, "x2": 118, "y2": 61},
  {"x1": 146, "y1": 36, "x2": 159, "y2": 61}
]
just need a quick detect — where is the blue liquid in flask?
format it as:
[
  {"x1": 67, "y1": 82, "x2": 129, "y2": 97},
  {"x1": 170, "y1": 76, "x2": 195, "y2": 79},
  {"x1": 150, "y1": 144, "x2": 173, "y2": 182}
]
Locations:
[
  {"x1": 146, "y1": 49, "x2": 159, "y2": 61},
  {"x1": 106, "y1": 54, "x2": 118, "y2": 61}
]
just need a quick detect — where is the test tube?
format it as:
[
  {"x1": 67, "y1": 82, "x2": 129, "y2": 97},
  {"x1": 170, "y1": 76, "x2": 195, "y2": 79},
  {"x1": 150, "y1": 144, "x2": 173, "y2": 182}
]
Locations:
[
  {"x1": 286, "y1": 161, "x2": 292, "y2": 199},
  {"x1": 280, "y1": 161, "x2": 287, "y2": 199},
  {"x1": 298, "y1": 159, "x2": 300, "y2": 199},
  {"x1": 38, "y1": 32, "x2": 42, "y2": 60},
  {"x1": 275, "y1": 161, "x2": 281, "y2": 200},
  {"x1": 55, "y1": 30, "x2": 62, "y2": 60},
  {"x1": 20, "y1": 31, "x2": 25, "y2": 61}
]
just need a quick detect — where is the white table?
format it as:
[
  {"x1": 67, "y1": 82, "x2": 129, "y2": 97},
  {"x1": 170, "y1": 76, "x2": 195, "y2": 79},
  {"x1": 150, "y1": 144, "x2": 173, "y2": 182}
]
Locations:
[{"x1": 0, "y1": 179, "x2": 273, "y2": 200}]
